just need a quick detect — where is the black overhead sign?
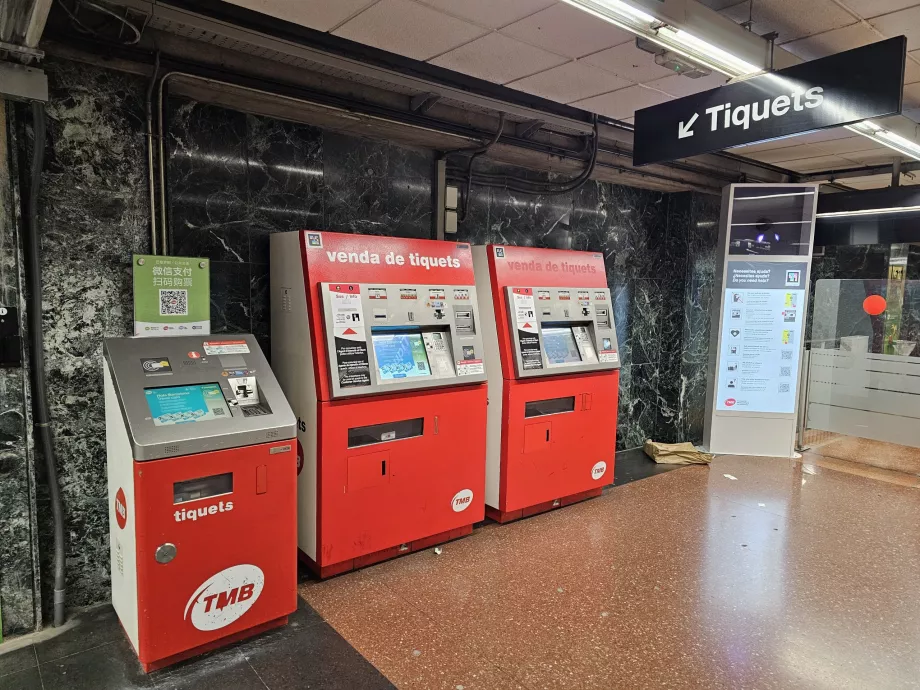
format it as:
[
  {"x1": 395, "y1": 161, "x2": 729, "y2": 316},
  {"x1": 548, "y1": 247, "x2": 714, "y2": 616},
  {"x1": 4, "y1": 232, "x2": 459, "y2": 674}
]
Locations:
[{"x1": 633, "y1": 36, "x2": 907, "y2": 167}]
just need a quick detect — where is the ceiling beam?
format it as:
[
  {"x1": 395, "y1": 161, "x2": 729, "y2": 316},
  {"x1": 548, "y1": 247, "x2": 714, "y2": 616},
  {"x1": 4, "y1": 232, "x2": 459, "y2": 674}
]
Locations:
[{"x1": 797, "y1": 161, "x2": 920, "y2": 182}]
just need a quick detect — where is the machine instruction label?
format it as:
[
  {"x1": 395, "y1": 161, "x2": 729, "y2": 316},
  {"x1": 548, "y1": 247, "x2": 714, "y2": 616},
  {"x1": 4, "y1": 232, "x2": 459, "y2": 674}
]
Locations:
[
  {"x1": 330, "y1": 287, "x2": 371, "y2": 388},
  {"x1": 513, "y1": 289, "x2": 543, "y2": 370},
  {"x1": 203, "y1": 340, "x2": 250, "y2": 355}
]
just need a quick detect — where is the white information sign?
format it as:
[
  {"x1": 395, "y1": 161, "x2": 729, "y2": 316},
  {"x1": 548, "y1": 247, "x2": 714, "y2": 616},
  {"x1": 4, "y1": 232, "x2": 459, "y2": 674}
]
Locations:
[{"x1": 715, "y1": 262, "x2": 808, "y2": 414}]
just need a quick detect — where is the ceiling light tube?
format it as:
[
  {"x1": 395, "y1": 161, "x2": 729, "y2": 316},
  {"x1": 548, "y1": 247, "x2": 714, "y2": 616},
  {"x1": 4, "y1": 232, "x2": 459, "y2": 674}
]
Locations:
[
  {"x1": 845, "y1": 123, "x2": 920, "y2": 161},
  {"x1": 565, "y1": 0, "x2": 920, "y2": 163},
  {"x1": 817, "y1": 205, "x2": 920, "y2": 218}
]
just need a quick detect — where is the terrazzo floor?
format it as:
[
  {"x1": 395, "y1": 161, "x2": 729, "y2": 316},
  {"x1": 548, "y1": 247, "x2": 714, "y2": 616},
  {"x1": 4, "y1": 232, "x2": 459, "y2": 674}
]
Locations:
[{"x1": 300, "y1": 454, "x2": 920, "y2": 689}]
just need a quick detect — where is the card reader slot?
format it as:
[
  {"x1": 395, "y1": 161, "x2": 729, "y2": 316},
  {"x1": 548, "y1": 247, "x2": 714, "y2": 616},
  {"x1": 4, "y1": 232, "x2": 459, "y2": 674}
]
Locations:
[
  {"x1": 524, "y1": 396, "x2": 576, "y2": 418},
  {"x1": 347, "y1": 417, "x2": 424, "y2": 448}
]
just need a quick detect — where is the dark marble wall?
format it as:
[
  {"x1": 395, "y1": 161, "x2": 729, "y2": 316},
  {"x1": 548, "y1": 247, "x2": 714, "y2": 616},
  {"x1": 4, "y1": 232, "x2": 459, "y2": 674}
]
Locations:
[
  {"x1": 165, "y1": 100, "x2": 435, "y2": 357},
  {"x1": 0, "y1": 102, "x2": 41, "y2": 637},
  {"x1": 2, "y1": 58, "x2": 725, "y2": 617},
  {"x1": 452, "y1": 163, "x2": 703, "y2": 450},
  {"x1": 11, "y1": 60, "x2": 152, "y2": 617}
]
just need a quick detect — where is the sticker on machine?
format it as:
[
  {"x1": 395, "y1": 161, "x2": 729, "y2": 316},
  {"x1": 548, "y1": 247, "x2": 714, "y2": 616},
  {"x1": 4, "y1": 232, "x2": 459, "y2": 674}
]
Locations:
[
  {"x1": 329, "y1": 285, "x2": 364, "y2": 328},
  {"x1": 184, "y1": 564, "x2": 264, "y2": 632},
  {"x1": 334, "y1": 326, "x2": 371, "y2": 388},
  {"x1": 114, "y1": 488, "x2": 128, "y2": 529},
  {"x1": 456, "y1": 345, "x2": 483, "y2": 376},
  {"x1": 599, "y1": 338, "x2": 619, "y2": 363},
  {"x1": 591, "y1": 461, "x2": 607, "y2": 481},
  {"x1": 512, "y1": 288, "x2": 543, "y2": 371},
  {"x1": 451, "y1": 488, "x2": 474, "y2": 512},
  {"x1": 203, "y1": 340, "x2": 250, "y2": 356}
]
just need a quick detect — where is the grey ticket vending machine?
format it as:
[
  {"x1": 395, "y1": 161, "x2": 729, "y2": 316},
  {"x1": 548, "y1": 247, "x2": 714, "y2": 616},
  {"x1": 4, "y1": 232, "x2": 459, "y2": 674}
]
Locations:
[{"x1": 103, "y1": 334, "x2": 298, "y2": 673}]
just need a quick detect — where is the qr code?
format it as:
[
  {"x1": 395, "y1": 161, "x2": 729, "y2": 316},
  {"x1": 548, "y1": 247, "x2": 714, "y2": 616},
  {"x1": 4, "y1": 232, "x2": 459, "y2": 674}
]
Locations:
[
  {"x1": 212, "y1": 407, "x2": 225, "y2": 416},
  {"x1": 781, "y1": 350, "x2": 793, "y2": 360},
  {"x1": 780, "y1": 367, "x2": 791, "y2": 377},
  {"x1": 159, "y1": 289, "x2": 188, "y2": 316},
  {"x1": 778, "y1": 383, "x2": 790, "y2": 393}
]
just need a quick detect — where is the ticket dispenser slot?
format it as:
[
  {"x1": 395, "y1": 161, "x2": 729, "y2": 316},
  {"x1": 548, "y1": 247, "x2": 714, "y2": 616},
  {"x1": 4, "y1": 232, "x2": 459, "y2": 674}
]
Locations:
[
  {"x1": 524, "y1": 396, "x2": 576, "y2": 418},
  {"x1": 173, "y1": 472, "x2": 233, "y2": 503},
  {"x1": 347, "y1": 418, "x2": 424, "y2": 448}
]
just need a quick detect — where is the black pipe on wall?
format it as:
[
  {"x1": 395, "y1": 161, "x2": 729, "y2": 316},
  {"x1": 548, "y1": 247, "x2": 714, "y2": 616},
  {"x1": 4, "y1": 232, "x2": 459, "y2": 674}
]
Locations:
[{"x1": 23, "y1": 100, "x2": 66, "y2": 627}]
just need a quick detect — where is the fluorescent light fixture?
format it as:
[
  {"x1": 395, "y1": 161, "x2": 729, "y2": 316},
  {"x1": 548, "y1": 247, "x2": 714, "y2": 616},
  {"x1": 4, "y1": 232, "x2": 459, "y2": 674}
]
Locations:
[
  {"x1": 563, "y1": 0, "x2": 920, "y2": 162},
  {"x1": 656, "y1": 26, "x2": 760, "y2": 76},
  {"x1": 817, "y1": 205, "x2": 920, "y2": 218},
  {"x1": 559, "y1": 0, "x2": 760, "y2": 77},
  {"x1": 844, "y1": 123, "x2": 920, "y2": 161}
]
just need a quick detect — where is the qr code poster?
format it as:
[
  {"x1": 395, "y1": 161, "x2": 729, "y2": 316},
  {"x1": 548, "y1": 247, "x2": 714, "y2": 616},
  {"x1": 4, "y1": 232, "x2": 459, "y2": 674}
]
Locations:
[
  {"x1": 159, "y1": 289, "x2": 188, "y2": 316},
  {"x1": 133, "y1": 255, "x2": 210, "y2": 337}
]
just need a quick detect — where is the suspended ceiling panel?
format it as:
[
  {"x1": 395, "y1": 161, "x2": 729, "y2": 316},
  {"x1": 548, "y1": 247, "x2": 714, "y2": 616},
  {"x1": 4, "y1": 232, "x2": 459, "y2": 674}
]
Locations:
[
  {"x1": 220, "y1": 0, "x2": 920, "y2": 190},
  {"x1": 429, "y1": 31, "x2": 568, "y2": 84}
]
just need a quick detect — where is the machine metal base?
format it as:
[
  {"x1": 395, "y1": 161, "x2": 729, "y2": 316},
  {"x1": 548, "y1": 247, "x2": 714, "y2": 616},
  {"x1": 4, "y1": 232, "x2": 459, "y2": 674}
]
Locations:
[
  {"x1": 300, "y1": 524, "x2": 474, "y2": 579},
  {"x1": 485, "y1": 487, "x2": 604, "y2": 524},
  {"x1": 137, "y1": 615, "x2": 289, "y2": 673}
]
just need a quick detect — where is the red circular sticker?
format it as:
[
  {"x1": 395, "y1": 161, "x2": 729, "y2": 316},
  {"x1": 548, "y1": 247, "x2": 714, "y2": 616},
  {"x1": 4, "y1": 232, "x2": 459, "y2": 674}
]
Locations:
[
  {"x1": 863, "y1": 295, "x2": 887, "y2": 316},
  {"x1": 725, "y1": 398, "x2": 736, "y2": 407},
  {"x1": 115, "y1": 488, "x2": 128, "y2": 529},
  {"x1": 188, "y1": 351, "x2": 201, "y2": 359},
  {"x1": 296, "y1": 440, "x2": 305, "y2": 476}
]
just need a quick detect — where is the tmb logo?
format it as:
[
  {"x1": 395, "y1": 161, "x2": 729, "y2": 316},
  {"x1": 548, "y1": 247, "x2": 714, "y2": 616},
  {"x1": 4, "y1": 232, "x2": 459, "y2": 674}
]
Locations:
[
  {"x1": 451, "y1": 489, "x2": 474, "y2": 512},
  {"x1": 114, "y1": 488, "x2": 127, "y2": 529},
  {"x1": 725, "y1": 398, "x2": 737, "y2": 407},
  {"x1": 591, "y1": 461, "x2": 607, "y2": 481},
  {"x1": 184, "y1": 564, "x2": 264, "y2": 631}
]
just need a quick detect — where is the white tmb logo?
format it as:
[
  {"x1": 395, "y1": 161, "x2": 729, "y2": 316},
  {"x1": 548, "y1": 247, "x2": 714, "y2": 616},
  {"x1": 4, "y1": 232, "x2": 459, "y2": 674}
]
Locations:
[
  {"x1": 451, "y1": 489, "x2": 474, "y2": 512},
  {"x1": 184, "y1": 564, "x2": 264, "y2": 631},
  {"x1": 591, "y1": 461, "x2": 607, "y2": 480}
]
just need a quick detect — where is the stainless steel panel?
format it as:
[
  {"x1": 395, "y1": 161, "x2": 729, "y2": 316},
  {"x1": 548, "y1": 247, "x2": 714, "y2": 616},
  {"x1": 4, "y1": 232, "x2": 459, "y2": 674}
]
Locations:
[{"x1": 104, "y1": 334, "x2": 296, "y2": 461}]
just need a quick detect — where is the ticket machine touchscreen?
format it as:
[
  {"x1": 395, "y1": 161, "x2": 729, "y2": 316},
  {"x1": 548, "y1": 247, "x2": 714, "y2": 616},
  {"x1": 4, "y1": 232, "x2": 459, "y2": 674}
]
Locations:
[{"x1": 371, "y1": 330, "x2": 431, "y2": 380}]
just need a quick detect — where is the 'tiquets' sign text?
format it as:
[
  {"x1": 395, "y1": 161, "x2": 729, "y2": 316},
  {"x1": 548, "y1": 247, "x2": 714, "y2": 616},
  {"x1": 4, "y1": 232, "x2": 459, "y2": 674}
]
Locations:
[{"x1": 633, "y1": 37, "x2": 906, "y2": 166}]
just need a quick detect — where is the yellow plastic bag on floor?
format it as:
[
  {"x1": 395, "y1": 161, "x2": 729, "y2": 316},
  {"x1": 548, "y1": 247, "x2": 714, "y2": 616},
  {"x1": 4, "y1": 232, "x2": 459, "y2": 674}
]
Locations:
[{"x1": 643, "y1": 440, "x2": 713, "y2": 465}]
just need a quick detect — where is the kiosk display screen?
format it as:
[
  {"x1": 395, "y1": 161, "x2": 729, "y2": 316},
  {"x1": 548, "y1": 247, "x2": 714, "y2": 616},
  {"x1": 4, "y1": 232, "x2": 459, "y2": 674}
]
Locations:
[
  {"x1": 145, "y1": 383, "x2": 231, "y2": 426},
  {"x1": 372, "y1": 332, "x2": 431, "y2": 380},
  {"x1": 542, "y1": 327, "x2": 582, "y2": 365}
]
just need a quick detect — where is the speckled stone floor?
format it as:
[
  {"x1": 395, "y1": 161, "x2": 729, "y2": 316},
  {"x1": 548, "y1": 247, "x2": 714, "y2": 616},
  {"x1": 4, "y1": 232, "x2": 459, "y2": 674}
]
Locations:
[{"x1": 300, "y1": 454, "x2": 920, "y2": 690}]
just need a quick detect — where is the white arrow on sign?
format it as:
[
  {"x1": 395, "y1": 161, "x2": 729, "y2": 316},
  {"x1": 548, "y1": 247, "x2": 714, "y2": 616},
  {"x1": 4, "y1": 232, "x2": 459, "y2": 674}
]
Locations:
[{"x1": 678, "y1": 112, "x2": 699, "y2": 139}]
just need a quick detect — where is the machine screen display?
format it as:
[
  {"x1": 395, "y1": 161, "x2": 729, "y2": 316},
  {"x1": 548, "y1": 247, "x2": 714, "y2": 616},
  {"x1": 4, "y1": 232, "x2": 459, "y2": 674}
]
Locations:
[
  {"x1": 372, "y1": 332, "x2": 431, "y2": 380},
  {"x1": 542, "y1": 327, "x2": 582, "y2": 365},
  {"x1": 145, "y1": 384, "x2": 231, "y2": 426}
]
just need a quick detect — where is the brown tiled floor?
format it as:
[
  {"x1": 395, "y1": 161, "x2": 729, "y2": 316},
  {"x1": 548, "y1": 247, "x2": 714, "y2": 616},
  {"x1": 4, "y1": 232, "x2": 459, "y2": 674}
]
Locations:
[
  {"x1": 300, "y1": 455, "x2": 920, "y2": 689},
  {"x1": 804, "y1": 433, "x2": 920, "y2": 477}
]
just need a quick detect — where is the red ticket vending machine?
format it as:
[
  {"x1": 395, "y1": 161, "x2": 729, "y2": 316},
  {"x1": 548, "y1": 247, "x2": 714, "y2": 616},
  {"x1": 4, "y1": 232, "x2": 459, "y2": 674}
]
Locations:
[
  {"x1": 104, "y1": 334, "x2": 298, "y2": 672},
  {"x1": 472, "y1": 245, "x2": 621, "y2": 523},
  {"x1": 270, "y1": 231, "x2": 488, "y2": 578}
]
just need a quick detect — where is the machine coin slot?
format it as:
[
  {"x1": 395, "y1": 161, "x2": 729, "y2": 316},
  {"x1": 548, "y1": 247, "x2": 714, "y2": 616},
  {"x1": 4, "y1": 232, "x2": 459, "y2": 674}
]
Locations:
[
  {"x1": 173, "y1": 472, "x2": 233, "y2": 504},
  {"x1": 256, "y1": 465, "x2": 267, "y2": 494},
  {"x1": 524, "y1": 397, "x2": 576, "y2": 418},
  {"x1": 347, "y1": 418, "x2": 424, "y2": 448},
  {"x1": 582, "y1": 393, "x2": 593, "y2": 411}
]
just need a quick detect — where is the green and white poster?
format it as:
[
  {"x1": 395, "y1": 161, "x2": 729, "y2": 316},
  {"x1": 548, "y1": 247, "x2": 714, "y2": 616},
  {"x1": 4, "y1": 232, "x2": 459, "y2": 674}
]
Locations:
[{"x1": 133, "y1": 255, "x2": 210, "y2": 337}]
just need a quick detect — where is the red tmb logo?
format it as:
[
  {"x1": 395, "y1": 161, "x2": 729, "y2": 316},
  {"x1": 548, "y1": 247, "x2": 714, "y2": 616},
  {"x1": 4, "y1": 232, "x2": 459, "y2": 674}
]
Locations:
[
  {"x1": 200, "y1": 583, "x2": 256, "y2": 614},
  {"x1": 114, "y1": 488, "x2": 127, "y2": 529},
  {"x1": 185, "y1": 564, "x2": 265, "y2": 631},
  {"x1": 725, "y1": 398, "x2": 737, "y2": 407}
]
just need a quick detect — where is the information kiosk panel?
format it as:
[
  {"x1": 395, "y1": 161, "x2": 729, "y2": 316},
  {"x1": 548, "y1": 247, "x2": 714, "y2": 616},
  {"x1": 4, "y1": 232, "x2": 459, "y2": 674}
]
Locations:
[
  {"x1": 104, "y1": 334, "x2": 297, "y2": 673},
  {"x1": 473, "y1": 245, "x2": 620, "y2": 523},
  {"x1": 271, "y1": 231, "x2": 487, "y2": 578}
]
